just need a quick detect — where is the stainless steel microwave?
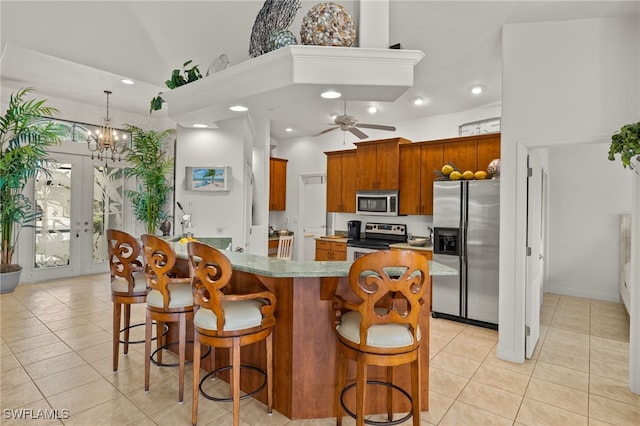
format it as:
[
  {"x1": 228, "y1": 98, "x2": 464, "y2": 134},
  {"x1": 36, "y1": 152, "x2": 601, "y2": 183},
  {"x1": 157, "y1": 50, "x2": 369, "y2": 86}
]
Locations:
[{"x1": 356, "y1": 190, "x2": 399, "y2": 216}]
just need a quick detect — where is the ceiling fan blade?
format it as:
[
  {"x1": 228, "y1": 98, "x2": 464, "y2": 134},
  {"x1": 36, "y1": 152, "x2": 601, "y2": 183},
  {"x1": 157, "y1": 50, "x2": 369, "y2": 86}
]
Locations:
[
  {"x1": 314, "y1": 126, "x2": 339, "y2": 137},
  {"x1": 355, "y1": 123, "x2": 397, "y2": 132},
  {"x1": 348, "y1": 127, "x2": 368, "y2": 139}
]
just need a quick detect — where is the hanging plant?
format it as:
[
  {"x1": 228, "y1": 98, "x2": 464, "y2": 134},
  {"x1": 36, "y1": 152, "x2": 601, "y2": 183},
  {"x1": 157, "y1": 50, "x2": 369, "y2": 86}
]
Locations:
[
  {"x1": 608, "y1": 121, "x2": 640, "y2": 169},
  {"x1": 150, "y1": 60, "x2": 203, "y2": 113}
]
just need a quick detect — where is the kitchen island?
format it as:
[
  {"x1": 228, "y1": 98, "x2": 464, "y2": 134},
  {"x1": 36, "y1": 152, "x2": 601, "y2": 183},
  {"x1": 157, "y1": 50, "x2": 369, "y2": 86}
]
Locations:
[{"x1": 170, "y1": 243, "x2": 455, "y2": 420}]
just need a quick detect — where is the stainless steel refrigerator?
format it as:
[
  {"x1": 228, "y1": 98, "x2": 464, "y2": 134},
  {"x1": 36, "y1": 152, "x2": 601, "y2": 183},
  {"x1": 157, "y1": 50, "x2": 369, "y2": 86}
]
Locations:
[{"x1": 432, "y1": 180, "x2": 500, "y2": 329}]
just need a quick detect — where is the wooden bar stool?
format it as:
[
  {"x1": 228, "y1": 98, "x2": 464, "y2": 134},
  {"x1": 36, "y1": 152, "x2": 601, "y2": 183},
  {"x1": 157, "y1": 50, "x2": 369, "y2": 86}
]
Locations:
[
  {"x1": 106, "y1": 229, "x2": 148, "y2": 372},
  {"x1": 333, "y1": 250, "x2": 429, "y2": 426},
  {"x1": 141, "y1": 234, "x2": 194, "y2": 402},
  {"x1": 186, "y1": 241, "x2": 276, "y2": 426}
]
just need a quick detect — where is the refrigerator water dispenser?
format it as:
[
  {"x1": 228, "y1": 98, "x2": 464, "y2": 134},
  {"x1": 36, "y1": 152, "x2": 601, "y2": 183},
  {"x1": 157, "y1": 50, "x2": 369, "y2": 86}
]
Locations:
[{"x1": 434, "y1": 227, "x2": 460, "y2": 255}]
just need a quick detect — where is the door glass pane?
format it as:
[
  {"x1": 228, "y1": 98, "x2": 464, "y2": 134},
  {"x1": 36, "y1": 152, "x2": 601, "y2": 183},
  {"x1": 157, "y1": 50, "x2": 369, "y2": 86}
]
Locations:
[
  {"x1": 92, "y1": 165, "x2": 124, "y2": 263},
  {"x1": 34, "y1": 164, "x2": 71, "y2": 269}
]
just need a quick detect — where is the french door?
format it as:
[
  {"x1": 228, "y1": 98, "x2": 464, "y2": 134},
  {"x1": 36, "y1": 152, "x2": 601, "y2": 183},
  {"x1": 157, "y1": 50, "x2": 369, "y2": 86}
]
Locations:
[{"x1": 19, "y1": 153, "x2": 129, "y2": 282}]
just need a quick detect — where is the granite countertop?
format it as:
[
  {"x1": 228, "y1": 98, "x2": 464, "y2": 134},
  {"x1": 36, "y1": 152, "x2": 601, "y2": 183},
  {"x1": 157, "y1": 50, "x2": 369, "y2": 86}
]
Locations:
[
  {"x1": 171, "y1": 242, "x2": 454, "y2": 278},
  {"x1": 389, "y1": 242, "x2": 433, "y2": 252}
]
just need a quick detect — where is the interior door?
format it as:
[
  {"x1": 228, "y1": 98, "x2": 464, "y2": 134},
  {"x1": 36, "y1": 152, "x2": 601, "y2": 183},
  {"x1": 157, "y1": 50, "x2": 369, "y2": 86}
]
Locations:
[
  {"x1": 299, "y1": 174, "x2": 326, "y2": 260},
  {"x1": 525, "y1": 152, "x2": 545, "y2": 358},
  {"x1": 21, "y1": 153, "x2": 126, "y2": 282}
]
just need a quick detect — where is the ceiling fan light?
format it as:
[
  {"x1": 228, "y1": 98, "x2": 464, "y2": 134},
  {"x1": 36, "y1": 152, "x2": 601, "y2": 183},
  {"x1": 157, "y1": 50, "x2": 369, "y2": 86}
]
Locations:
[
  {"x1": 321, "y1": 90, "x2": 341, "y2": 99},
  {"x1": 470, "y1": 84, "x2": 485, "y2": 95}
]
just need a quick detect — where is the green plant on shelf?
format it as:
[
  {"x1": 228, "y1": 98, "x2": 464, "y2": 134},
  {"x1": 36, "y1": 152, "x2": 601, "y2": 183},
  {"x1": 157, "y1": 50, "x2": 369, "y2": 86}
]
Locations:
[{"x1": 150, "y1": 60, "x2": 203, "y2": 113}]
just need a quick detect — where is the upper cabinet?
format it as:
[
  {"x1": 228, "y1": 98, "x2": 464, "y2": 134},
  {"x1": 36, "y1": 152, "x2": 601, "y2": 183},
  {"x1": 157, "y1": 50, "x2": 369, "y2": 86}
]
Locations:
[
  {"x1": 477, "y1": 136, "x2": 501, "y2": 172},
  {"x1": 399, "y1": 143, "x2": 443, "y2": 215},
  {"x1": 354, "y1": 138, "x2": 411, "y2": 190},
  {"x1": 269, "y1": 157, "x2": 288, "y2": 211},
  {"x1": 441, "y1": 133, "x2": 501, "y2": 172},
  {"x1": 325, "y1": 149, "x2": 357, "y2": 213},
  {"x1": 398, "y1": 134, "x2": 500, "y2": 216}
]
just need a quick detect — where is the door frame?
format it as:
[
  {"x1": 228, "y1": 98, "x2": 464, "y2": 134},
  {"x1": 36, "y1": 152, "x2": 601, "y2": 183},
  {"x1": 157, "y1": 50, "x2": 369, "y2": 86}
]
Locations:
[{"x1": 17, "y1": 148, "x2": 134, "y2": 282}]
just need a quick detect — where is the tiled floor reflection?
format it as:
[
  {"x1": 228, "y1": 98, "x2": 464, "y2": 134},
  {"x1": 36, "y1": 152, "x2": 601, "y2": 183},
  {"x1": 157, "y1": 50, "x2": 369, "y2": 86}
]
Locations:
[{"x1": 1, "y1": 275, "x2": 637, "y2": 425}]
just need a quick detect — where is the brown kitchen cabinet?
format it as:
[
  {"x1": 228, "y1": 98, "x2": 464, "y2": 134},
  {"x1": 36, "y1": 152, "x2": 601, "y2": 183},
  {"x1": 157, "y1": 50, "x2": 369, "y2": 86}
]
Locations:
[
  {"x1": 325, "y1": 149, "x2": 357, "y2": 213},
  {"x1": 441, "y1": 133, "x2": 501, "y2": 173},
  {"x1": 355, "y1": 138, "x2": 410, "y2": 190},
  {"x1": 315, "y1": 240, "x2": 347, "y2": 261},
  {"x1": 399, "y1": 142, "x2": 443, "y2": 215},
  {"x1": 477, "y1": 135, "x2": 501, "y2": 173},
  {"x1": 269, "y1": 157, "x2": 288, "y2": 211}
]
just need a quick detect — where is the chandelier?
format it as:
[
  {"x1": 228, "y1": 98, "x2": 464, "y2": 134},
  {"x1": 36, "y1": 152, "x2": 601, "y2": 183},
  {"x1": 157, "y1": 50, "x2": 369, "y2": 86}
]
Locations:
[{"x1": 87, "y1": 90, "x2": 127, "y2": 162}]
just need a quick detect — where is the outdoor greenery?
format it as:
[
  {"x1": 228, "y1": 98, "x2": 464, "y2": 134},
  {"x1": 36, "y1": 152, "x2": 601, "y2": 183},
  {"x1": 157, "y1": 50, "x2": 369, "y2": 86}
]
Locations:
[
  {"x1": 114, "y1": 125, "x2": 176, "y2": 235},
  {"x1": 608, "y1": 121, "x2": 640, "y2": 169},
  {"x1": 150, "y1": 60, "x2": 203, "y2": 112},
  {"x1": 0, "y1": 88, "x2": 62, "y2": 272}
]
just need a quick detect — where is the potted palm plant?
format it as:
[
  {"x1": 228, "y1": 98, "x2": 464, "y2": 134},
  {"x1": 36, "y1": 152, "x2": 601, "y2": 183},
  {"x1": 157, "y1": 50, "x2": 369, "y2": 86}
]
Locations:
[
  {"x1": 1, "y1": 88, "x2": 62, "y2": 293},
  {"x1": 115, "y1": 125, "x2": 176, "y2": 235},
  {"x1": 608, "y1": 121, "x2": 640, "y2": 169}
]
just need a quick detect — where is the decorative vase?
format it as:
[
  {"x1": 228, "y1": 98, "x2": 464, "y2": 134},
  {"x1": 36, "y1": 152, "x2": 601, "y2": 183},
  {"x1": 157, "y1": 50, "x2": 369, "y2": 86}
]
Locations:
[
  {"x1": 160, "y1": 219, "x2": 172, "y2": 236},
  {"x1": 267, "y1": 30, "x2": 298, "y2": 52},
  {"x1": 300, "y1": 2, "x2": 356, "y2": 47},
  {"x1": 0, "y1": 269, "x2": 21, "y2": 294}
]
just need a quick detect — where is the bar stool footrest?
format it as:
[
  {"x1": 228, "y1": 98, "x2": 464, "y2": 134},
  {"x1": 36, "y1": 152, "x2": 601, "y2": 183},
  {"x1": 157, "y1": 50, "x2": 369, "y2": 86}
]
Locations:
[
  {"x1": 199, "y1": 365, "x2": 267, "y2": 402},
  {"x1": 120, "y1": 321, "x2": 168, "y2": 345},
  {"x1": 340, "y1": 380, "x2": 413, "y2": 426},
  {"x1": 150, "y1": 341, "x2": 211, "y2": 367}
]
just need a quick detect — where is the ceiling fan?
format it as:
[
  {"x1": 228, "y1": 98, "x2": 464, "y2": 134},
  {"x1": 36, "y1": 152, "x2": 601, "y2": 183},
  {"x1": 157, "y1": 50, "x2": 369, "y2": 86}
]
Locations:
[{"x1": 314, "y1": 101, "x2": 396, "y2": 139}]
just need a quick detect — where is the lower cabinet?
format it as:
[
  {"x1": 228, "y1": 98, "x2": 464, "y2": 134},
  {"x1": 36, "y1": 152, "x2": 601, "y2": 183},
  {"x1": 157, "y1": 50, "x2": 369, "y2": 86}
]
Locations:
[{"x1": 315, "y1": 240, "x2": 347, "y2": 261}]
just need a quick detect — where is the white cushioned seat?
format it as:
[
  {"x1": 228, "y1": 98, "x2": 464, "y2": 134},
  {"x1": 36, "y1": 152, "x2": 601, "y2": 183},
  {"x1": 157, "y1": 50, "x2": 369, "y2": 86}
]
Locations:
[
  {"x1": 337, "y1": 309, "x2": 421, "y2": 348},
  {"x1": 194, "y1": 299, "x2": 265, "y2": 331},
  {"x1": 147, "y1": 283, "x2": 193, "y2": 308},
  {"x1": 111, "y1": 270, "x2": 147, "y2": 293}
]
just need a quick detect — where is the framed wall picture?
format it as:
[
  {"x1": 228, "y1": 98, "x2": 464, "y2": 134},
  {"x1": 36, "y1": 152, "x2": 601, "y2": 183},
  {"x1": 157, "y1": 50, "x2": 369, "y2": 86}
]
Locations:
[{"x1": 186, "y1": 166, "x2": 232, "y2": 191}]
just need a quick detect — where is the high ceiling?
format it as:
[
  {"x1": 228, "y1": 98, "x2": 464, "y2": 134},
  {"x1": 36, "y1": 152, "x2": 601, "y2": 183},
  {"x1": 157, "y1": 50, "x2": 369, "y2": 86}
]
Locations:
[{"x1": 1, "y1": 1, "x2": 638, "y2": 141}]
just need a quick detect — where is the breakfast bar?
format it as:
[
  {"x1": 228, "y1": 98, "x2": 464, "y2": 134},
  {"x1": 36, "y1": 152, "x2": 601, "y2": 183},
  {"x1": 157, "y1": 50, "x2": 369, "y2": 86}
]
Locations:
[{"x1": 170, "y1": 243, "x2": 455, "y2": 420}]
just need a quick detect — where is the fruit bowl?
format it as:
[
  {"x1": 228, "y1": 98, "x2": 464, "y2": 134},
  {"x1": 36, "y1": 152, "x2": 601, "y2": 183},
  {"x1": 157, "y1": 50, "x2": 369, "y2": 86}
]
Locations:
[{"x1": 407, "y1": 238, "x2": 428, "y2": 247}]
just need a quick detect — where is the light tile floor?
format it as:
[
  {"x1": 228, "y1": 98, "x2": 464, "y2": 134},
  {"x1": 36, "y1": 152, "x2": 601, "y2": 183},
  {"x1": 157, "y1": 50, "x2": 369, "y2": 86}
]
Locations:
[{"x1": 1, "y1": 274, "x2": 638, "y2": 425}]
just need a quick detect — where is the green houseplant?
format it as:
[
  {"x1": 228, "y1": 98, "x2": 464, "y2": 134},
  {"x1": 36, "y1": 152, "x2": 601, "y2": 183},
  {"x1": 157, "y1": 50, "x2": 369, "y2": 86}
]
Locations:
[
  {"x1": 0, "y1": 88, "x2": 62, "y2": 292},
  {"x1": 115, "y1": 125, "x2": 176, "y2": 235},
  {"x1": 608, "y1": 121, "x2": 640, "y2": 169},
  {"x1": 150, "y1": 60, "x2": 202, "y2": 112}
]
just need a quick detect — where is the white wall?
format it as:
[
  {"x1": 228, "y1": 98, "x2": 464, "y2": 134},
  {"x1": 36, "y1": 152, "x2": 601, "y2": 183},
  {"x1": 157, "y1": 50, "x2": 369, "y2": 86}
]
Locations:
[
  {"x1": 500, "y1": 16, "x2": 640, "y2": 363},
  {"x1": 546, "y1": 142, "x2": 631, "y2": 301},
  {"x1": 174, "y1": 118, "x2": 249, "y2": 249}
]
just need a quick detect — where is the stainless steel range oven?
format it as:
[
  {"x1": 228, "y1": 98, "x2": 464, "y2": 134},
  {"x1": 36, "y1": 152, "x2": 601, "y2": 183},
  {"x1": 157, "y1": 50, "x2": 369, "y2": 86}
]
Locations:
[{"x1": 346, "y1": 222, "x2": 408, "y2": 260}]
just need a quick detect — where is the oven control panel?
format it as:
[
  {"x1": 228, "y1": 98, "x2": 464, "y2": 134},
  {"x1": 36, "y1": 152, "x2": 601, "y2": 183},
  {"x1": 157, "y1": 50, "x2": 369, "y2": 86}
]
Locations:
[{"x1": 364, "y1": 222, "x2": 407, "y2": 236}]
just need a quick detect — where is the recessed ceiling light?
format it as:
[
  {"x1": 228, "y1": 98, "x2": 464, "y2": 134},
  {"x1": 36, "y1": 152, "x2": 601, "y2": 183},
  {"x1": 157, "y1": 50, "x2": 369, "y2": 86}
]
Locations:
[
  {"x1": 320, "y1": 90, "x2": 341, "y2": 99},
  {"x1": 412, "y1": 97, "x2": 425, "y2": 106},
  {"x1": 285, "y1": 127, "x2": 293, "y2": 132},
  {"x1": 121, "y1": 79, "x2": 134, "y2": 85},
  {"x1": 192, "y1": 123, "x2": 208, "y2": 128},
  {"x1": 470, "y1": 85, "x2": 485, "y2": 95},
  {"x1": 229, "y1": 105, "x2": 248, "y2": 112},
  {"x1": 367, "y1": 106, "x2": 377, "y2": 114}
]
